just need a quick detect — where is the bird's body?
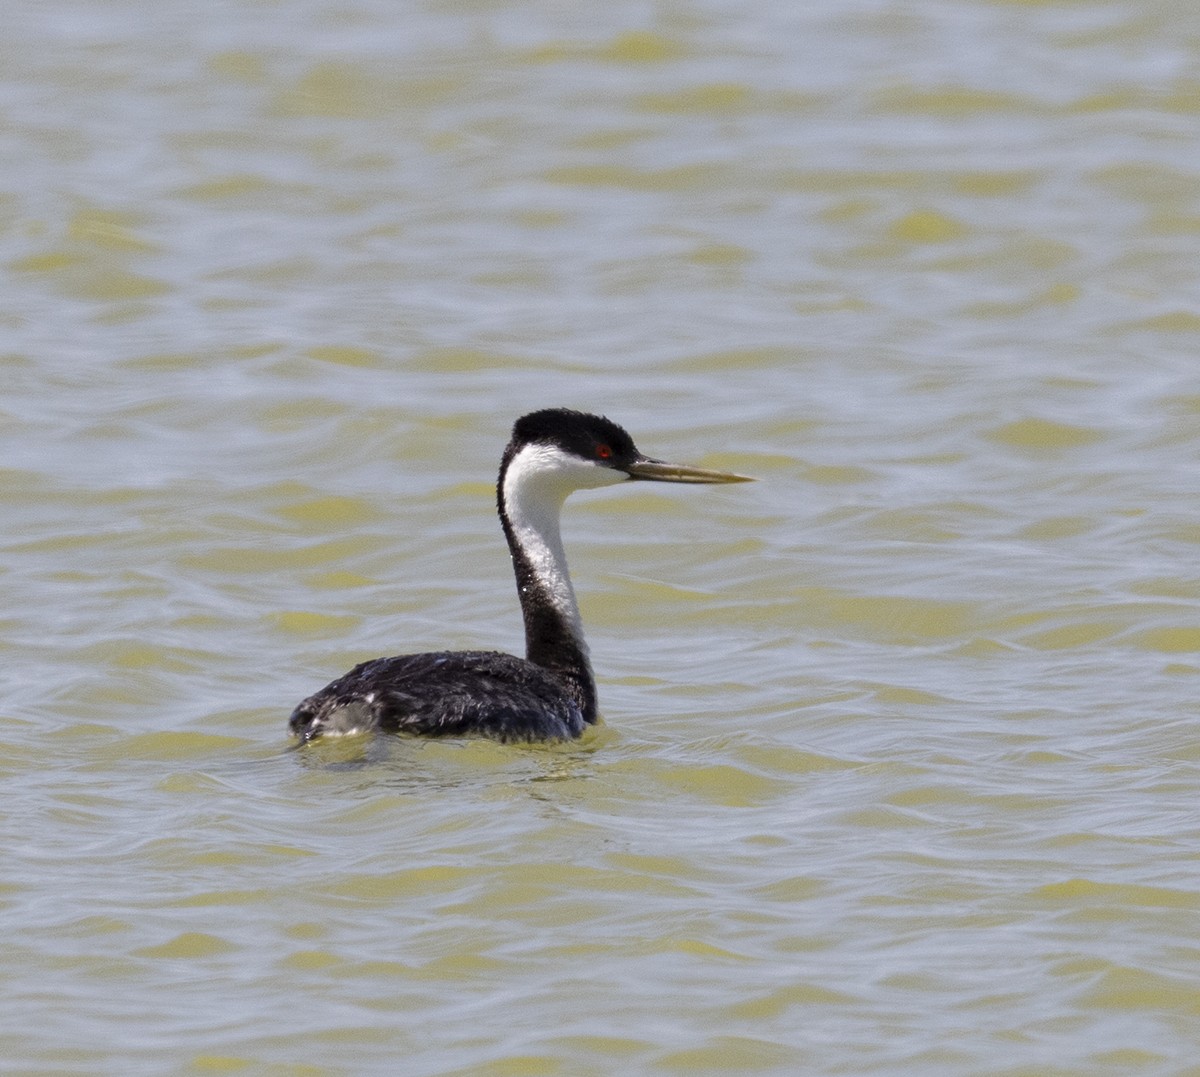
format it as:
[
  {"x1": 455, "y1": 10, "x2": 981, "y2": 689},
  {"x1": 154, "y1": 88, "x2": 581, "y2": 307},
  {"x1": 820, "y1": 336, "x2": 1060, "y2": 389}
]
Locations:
[
  {"x1": 289, "y1": 408, "x2": 750, "y2": 743},
  {"x1": 289, "y1": 651, "x2": 588, "y2": 741}
]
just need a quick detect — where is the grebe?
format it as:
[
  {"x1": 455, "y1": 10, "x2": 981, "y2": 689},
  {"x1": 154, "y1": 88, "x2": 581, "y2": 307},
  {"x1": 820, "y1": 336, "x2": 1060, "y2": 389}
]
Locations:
[{"x1": 288, "y1": 408, "x2": 751, "y2": 743}]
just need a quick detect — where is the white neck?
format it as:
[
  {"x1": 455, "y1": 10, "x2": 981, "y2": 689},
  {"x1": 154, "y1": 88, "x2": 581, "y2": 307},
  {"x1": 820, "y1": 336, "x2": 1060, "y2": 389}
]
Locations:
[{"x1": 500, "y1": 443, "x2": 627, "y2": 648}]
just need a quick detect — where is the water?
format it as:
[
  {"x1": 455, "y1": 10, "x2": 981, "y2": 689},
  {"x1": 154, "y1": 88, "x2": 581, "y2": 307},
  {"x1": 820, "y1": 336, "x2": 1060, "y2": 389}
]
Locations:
[{"x1": 3, "y1": 0, "x2": 1200, "y2": 1073}]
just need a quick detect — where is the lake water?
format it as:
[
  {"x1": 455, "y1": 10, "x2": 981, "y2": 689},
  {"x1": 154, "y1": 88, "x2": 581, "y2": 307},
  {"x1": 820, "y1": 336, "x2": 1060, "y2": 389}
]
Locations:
[{"x1": 3, "y1": 0, "x2": 1200, "y2": 1073}]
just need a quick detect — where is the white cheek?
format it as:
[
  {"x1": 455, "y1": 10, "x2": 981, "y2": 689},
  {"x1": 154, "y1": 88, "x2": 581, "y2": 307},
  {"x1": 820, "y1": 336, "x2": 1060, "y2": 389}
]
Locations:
[
  {"x1": 505, "y1": 444, "x2": 625, "y2": 503},
  {"x1": 569, "y1": 457, "x2": 628, "y2": 490}
]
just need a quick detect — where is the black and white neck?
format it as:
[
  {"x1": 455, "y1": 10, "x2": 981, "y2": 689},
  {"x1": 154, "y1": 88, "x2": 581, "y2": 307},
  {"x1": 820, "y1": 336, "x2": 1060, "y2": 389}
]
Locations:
[{"x1": 497, "y1": 423, "x2": 631, "y2": 721}]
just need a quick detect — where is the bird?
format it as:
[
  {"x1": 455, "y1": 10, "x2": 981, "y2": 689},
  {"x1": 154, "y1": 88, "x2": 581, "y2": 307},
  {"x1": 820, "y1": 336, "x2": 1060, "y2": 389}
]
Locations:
[{"x1": 288, "y1": 408, "x2": 752, "y2": 744}]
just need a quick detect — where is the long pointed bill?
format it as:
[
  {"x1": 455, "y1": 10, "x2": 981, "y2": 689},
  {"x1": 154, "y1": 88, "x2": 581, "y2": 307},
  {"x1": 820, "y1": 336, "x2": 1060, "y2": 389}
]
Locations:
[{"x1": 624, "y1": 457, "x2": 755, "y2": 484}]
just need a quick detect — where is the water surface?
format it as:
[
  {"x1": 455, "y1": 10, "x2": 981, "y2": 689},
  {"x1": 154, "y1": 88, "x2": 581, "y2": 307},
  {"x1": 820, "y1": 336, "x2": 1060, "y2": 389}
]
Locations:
[{"x1": 3, "y1": 0, "x2": 1200, "y2": 1073}]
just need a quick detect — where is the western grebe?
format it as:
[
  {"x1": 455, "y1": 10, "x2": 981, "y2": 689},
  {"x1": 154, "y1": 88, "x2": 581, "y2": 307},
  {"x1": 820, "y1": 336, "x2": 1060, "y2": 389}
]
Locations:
[{"x1": 288, "y1": 408, "x2": 752, "y2": 743}]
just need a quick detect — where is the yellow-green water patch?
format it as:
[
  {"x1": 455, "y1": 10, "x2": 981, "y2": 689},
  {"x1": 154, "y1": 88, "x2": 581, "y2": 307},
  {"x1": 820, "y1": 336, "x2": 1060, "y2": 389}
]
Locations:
[
  {"x1": 542, "y1": 1035, "x2": 655, "y2": 1058},
  {"x1": 306, "y1": 345, "x2": 383, "y2": 368},
  {"x1": 728, "y1": 981, "x2": 857, "y2": 1019},
  {"x1": 280, "y1": 948, "x2": 344, "y2": 972},
  {"x1": 208, "y1": 49, "x2": 267, "y2": 83},
  {"x1": 986, "y1": 417, "x2": 1106, "y2": 451},
  {"x1": 66, "y1": 207, "x2": 159, "y2": 253},
  {"x1": 635, "y1": 82, "x2": 753, "y2": 114},
  {"x1": 135, "y1": 932, "x2": 236, "y2": 959},
  {"x1": 595, "y1": 30, "x2": 685, "y2": 64},
  {"x1": 543, "y1": 162, "x2": 728, "y2": 192},
  {"x1": 1080, "y1": 965, "x2": 1200, "y2": 1014},
  {"x1": 686, "y1": 242, "x2": 753, "y2": 267},
  {"x1": 802, "y1": 463, "x2": 876, "y2": 485},
  {"x1": 117, "y1": 731, "x2": 250, "y2": 761},
  {"x1": 1034, "y1": 879, "x2": 1200, "y2": 909},
  {"x1": 183, "y1": 536, "x2": 380, "y2": 573},
  {"x1": 657, "y1": 762, "x2": 792, "y2": 808},
  {"x1": 302, "y1": 569, "x2": 377, "y2": 589},
  {"x1": 1133, "y1": 627, "x2": 1200, "y2": 653},
  {"x1": 1118, "y1": 311, "x2": 1200, "y2": 334},
  {"x1": 452, "y1": 1056, "x2": 565, "y2": 1077},
  {"x1": 173, "y1": 889, "x2": 278, "y2": 907},
  {"x1": 408, "y1": 347, "x2": 538, "y2": 373},
  {"x1": 326, "y1": 865, "x2": 478, "y2": 903},
  {"x1": 752, "y1": 876, "x2": 826, "y2": 903},
  {"x1": 657, "y1": 1036, "x2": 797, "y2": 1072},
  {"x1": 186, "y1": 1055, "x2": 254, "y2": 1073},
  {"x1": 1017, "y1": 514, "x2": 1096, "y2": 540},
  {"x1": 1018, "y1": 620, "x2": 1123, "y2": 649},
  {"x1": 887, "y1": 209, "x2": 970, "y2": 244},
  {"x1": 274, "y1": 494, "x2": 381, "y2": 527},
  {"x1": 799, "y1": 587, "x2": 979, "y2": 642}
]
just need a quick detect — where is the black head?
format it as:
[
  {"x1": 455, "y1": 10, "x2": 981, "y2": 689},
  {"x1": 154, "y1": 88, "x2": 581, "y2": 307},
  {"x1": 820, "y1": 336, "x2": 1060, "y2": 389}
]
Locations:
[
  {"x1": 507, "y1": 408, "x2": 641, "y2": 473},
  {"x1": 503, "y1": 408, "x2": 754, "y2": 486}
]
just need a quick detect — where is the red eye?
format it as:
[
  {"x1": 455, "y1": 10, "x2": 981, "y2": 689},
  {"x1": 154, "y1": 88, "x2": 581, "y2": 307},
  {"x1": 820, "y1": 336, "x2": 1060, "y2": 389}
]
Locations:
[{"x1": 596, "y1": 444, "x2": 612, "y2": 460}]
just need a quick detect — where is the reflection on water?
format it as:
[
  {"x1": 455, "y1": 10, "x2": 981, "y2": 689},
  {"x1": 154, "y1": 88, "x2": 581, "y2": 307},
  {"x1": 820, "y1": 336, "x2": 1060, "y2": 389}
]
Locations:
[{"x1": 3, "y1": 0, "x2": 1200, "y2": 1073}]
